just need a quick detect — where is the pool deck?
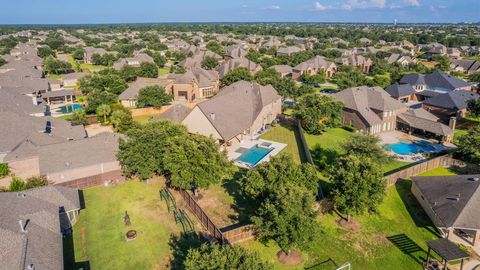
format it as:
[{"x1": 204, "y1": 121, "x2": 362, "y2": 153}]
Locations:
[
  {"x1": 225, "y1": 138, "x2": 287, "y2": 168},
  {"x1": 377, "y1": 131, "x2": 456, "y2": 163}
]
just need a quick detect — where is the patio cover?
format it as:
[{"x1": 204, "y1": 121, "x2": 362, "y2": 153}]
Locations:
[{"x1": 426, "y1": 238, "x2": 469, "y2": 261}]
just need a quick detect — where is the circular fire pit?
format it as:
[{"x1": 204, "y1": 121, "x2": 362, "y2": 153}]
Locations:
[{"x1": 125, "y1": 230, "x2": 137, "y2": 241}]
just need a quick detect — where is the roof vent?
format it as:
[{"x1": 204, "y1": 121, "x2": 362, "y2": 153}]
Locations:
[
  {"x1": 26, "y1": 264, "x2": 35, "y2": 270},
  {"x1": 18, "y1": 219, "x2": 29, "y2": 233},
  {"x1": 468, "y1": 177, "x2": 479, "y2": 182},
  {"x1": 210, "y1": 113, "x2": 215, "y2": 121}
]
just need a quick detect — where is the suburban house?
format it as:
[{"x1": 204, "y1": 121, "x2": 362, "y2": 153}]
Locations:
[
  {"x1": 83, "y1": 47, "x2": 108, "y2": 64},
  {"x1": 422, "y1": 90, "x2": 480, "y2": 118},
  {"x1": 333, "y1": 86, "x2": 454, "y2": 142},
  {"x1": 386, "y1": 53, "x2": 416, "y2": 65},
  {"x1": 400, "y1": 72, "x2": 472, "y2": 94},
  {"x1": 119, "y1": 77, "x2": 172, "y2": 108},
  {"x1": 385, "y1": 83, "x2": 416, "y2": 103},
  {"x1": 178, "y1": 50, "x2": 222, "y2": 70},
  {"x1": 182, "y1": 81, "x2": 282, "y2": 146},
  {"x1": 62, "y1": 72, "x2": 86, "y2": 87},
  {"x1": 0, "y1": 185, "x2": 81, "y2": 270},
  {"x1": 225, "y1": 45, "x2": 248, "y2": 59},
  {"x1": 412, "y1": 175, "x2": 480, "y2": 250},
  {"x1": 292, "y1": 55, "x2": 337, "y2": 80},
  {"x1": 113, "y1": 53, "x2": 154, "y2": 70},
  {"x1": 271, "y1": 65, "x2": 293, "y2": 78},
  {"x1": 277, "y1": 46, "x2": 304, "y2": 57},
  {"x1": 335, "y1": 54, "x2": 373, "y2": 73},
  {"x1": 216, "y1": 58, "x2": 262, "y2": 78},
  {"x1": 5, "y1": 132, "x2": 124, "y2": 186},
  {"x1": 451, "y1": 59, "x2": 480, "y2": 74},
  {"x1": 152, "y1": 104, "x2": 192, "y2": 123},
  {"x1": 168, "y1": 67, "x2": 220, "y2": 102}
]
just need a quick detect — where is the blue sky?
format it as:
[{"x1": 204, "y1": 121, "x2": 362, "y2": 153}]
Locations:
[{"x1": 1, "y1": 0, "x2": 478, "y2": 24}]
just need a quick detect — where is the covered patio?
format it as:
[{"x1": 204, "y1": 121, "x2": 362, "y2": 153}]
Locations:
[
  {"x1": 41, "y1": 89, "x2": 75, "y2": 105},
  {"x1": 425, "y1": 238, "x2": 470, "y2": 270}
]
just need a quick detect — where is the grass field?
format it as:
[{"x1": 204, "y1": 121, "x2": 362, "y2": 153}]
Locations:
[
  {"x1": 158, "y1": 68, "x2": 170, "y2": 75},
  {"x1": 240, "y1": 179, "x2": 439, "y2": 270},
  {"x1": 304, "y1": 128, "x2": 409, "y2": 174},
  {"x1": 418, "y1": 167, "x2": 459, "y2": 176},
  {"x1": 65, "y1": 180, "x2": 180, "y2": 270},
  {"x1": 260, "y1": 123, "x2": 307, "y2": 164},
  {"x1": 132, "y1": 114, "x2": 158, "y2": 125},
  {"x1": 454, "y1": 117, "x2": 479, "y2": 141}
]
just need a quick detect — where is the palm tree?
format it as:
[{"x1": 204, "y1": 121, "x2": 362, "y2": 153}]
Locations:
[{"x1": 96, "y1": 104, "x2": 111, "y2": 123}]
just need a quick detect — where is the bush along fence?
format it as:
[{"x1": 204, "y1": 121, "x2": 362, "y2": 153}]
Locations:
[{"x1": 384, "y1": 155, "x2": 480, "y2": 186}]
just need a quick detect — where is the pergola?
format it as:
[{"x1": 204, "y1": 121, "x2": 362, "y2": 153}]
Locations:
[{"x1": 425, "y1": 238, "x2": 470, "y2": 270}]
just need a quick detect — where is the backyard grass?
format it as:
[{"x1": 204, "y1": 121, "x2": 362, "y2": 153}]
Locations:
[
  {"x1": 65, "y1": 180, "x2": 181, "y2": 270},
  {"x1": 133, "y1": 114, "x2": 159, "y2": 125},
  {"x1": 158, "y1": 68, "x2": 170, "y2": 75},
  {"x1": 241, "y1": 179, "x2": 439, "y2": 270},
  {"x1": 48, "y1": 73, "x2": 64, "y2": 80},
  {"x1": 418, "y1": 167, "x2": 459, "y2": 176},
  {"x1": 260, "y1": 123, "x2": 307, "y2": 164},
  {"x1": 454, "y1": 117, "x2": 480, "y2": 141},
  {"x1": 304, "y1": 128, "x2": 409, "y2": 174}
]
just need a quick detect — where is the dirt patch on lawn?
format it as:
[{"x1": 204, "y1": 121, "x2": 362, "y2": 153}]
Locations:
[
  {"x1": 337, "y1": 218, "x2": 362, "y2": 232},
  {"x1": 277, "y1": 249, "x2": 304, "y2": 265}
]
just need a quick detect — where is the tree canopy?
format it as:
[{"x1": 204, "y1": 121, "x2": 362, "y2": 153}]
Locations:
[
  {"x1": 294, "y1": 94, "x2": 343, "y2": 134},
  {"x1": 136, "y1": 86, "x2": 172, "y2": 108},
  {"x1": 117, "y1": 121, "x2": 234, "y2": 191},
  {"x1": 43, "y1": 55, "x2": 72, "y2": 74},
  {"x1": 222, "y1": 67, "x2": 253, "y2": 86},
  {"x1": 467, "y1": 99, "x2": 480, "y2": 118},
  {"x1": 201, "y1": 56, "x2": 219, "y2": 70},
  {"x1": 456, "y1": 126, "x2": 480, "y2": 164},
  {"x1": 137, "y1": 62, "x2": 159, "y2": 78},
  {"x1": 331, "y1": 66, "x2": 368, "y2": 90},
  {"x1": 241, "y1": 155, "x2": 319, "y2": 253},
  {"x1": 341, "y1": 133, "x2": 390, "y2": 163},
  {"x1": 183, "y1": 243, "x2": 272, "y2": 270}
]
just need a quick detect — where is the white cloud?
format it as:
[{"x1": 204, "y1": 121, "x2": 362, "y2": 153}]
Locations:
[
  {"x1": 241, "y1": 4, "x2": 248, "y2": 8},
  {"x1": 341, "y1": 0, "x2": 386, "y2": 10},
  {"x1": 314, "y1": 1, "x2": 328, "y2": 11},
  {"x1": 404, "y1": 0, "x2": 420, "y2": 6},
  {"x1": 268, "y1": 5, "x2": 281, "y2": 10}
]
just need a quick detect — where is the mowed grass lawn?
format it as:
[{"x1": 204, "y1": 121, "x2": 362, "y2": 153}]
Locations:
[
  {"x1": 241, "y1": 178, "x2": 440, "y2": 270},
  {"x1": 260, "y1": 123, "x2": 307, "y2": 164},
  {"x1": 65, "y1": 180, "x2": 180, "y2": 270},
  {"x1": 304, "y1": 128, "x2": 410, "y2": 174}
]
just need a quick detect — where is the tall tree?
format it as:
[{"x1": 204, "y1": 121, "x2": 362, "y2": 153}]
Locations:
[
  {"x1": 241, "y1": 155, "x2": 319, "y2": 254},
  {"x1": 110, "y1": 109, "x2": 135, "y2": 133},
  {"x1": 329, "y1": 155, "x2": 386, "y2": 221},
  {"x1": 222, "y1": 67, "x2": 253, "y2": 86},
  {"x1": 341, "y1": 133, "x2": 389, "y2": 163},
  {"x1": 136, "y1": 86, "x2": 172, "y2": 108},
  {"x1": 183, "y1": 243, "x2": 272, "y2": 270},
  {"x1": 201, "y1": 56, "x2": 219, "y2": 70},
  {"x1": 332, "y1": 66, "x2": 367, "y2": 90},
  {"x1": 467, "y1": 99, "x2": 480, "y2": 118},
  {"x1": 294, "y1": 94, "x2": 343, "y2": 134},
  {"x1": 456, "y1": 126, "x2": 480, "y2": 164},
  {"x1": 96, "y1": 104, "x2": 112, "y2": 123},
  {"x1": 137, "y1": 62, "x2": 159, "y2": 78}
]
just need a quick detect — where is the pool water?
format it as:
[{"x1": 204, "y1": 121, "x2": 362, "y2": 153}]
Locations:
[
  {"x1": 236, "y1": 146, "x2": 273, "y2": 166},
  {"x1": 57, "y1": 104, "x2": 84, "y2": 114},
  {"x1": 385, "y1": 141, "x2": 436, "y2": 155}
]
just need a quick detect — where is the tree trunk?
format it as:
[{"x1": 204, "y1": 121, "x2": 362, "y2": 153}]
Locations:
[
  {"x1": 347, "y1": 214, "x2": 351, "y2": 223},
  {"x1": 103, "y1": 114, "x2": 107, "y2": 123}
]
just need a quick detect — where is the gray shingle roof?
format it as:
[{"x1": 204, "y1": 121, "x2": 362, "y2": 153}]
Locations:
[
  {"x1": 400, "y1": 72, "x2": 471, "y2": 92},
  {"x1": 385, "y1": 83, "x2": 416, "y2": 98},
  {"x1": 152, "y1": 104, "x2": 192, "y2": 123},
  {"x1": 119, "y1": 78, "x2": 170, "y2": 100},
  {"x1": 424, "y1": 90, "x2": 480, "y2": 110},
  {"x1": 397, "y1": 109, "x2": 453, "y2": 136},
  {"x1": 412, "y1": 175, "x2": 480, "y2": 229},
  {"x1": 196, "y1": 81, "x2": 281, "y2": 141},
  {"x1": 216, "y1": 58, "x2": 261, "y2": 78},
  {"x1": 174, "y1": 67, "x2": 218, "y2": 88},
  {"x1": 333, "y1": 86, "x2": 405, "y2": 126},
  {"x1": 0, "y1": 185, "x2": 81, "y2": 270}
]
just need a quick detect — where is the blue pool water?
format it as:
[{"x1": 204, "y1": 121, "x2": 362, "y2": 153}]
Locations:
[
  {"x1": 57, "y1": 104, "x2": 84, "y2": 114},
  {"x1": 236, "y1": 146, "x2": 273, "y2": 166},
  {"x1": 385, "y1": 141, "x2": 436, "y2": 155}
]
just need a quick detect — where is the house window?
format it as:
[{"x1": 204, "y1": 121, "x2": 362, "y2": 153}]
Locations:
[{"x1": 202, "y1": 87, "x2": 215, "y2": 97}]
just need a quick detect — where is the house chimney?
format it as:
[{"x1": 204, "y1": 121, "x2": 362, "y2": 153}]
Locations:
[
  {"x1": 448, "y1": 117, "x2": 456, "y2": 130},
  {"x1": 210, "y1": 113, "x2": 215, "y2": 121}
]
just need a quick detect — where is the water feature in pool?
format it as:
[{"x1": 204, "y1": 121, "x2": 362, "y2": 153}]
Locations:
[
  {"x1": 385, "y1": 140, "x2": 436, "y2": 155},
  {"x1": 236, "y1": 145, "x2": 273, "y2": 166}
]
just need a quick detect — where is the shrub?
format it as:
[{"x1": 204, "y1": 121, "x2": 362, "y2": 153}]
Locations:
[
  {"x1": 0, "y1": 163, "x2": 9, "y2": 177},
  {"x1": 25, "y1": 176, "x2": 48, "y2": 189}
]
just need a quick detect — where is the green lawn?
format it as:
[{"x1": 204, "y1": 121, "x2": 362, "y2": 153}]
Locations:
[
  {"x1": 133, "y1": 114, "x2": 158, "y2": 125},
  {"x1": 418, "y1": 167, "x2": 459, "y2": 176},
  {"x1": 304, "y1": 128, "x2": 409, "y2": 174},
  {"x1": 48, "y1": 73, "x2": 64, "y2": 80},
  {"x1": 65, "y1": 180, "x2": 180, "y2": 270},
  {"x1": 241, "y1": 180, "x2": 440, "y2": 270},
  {"x1": 158, "y1": 68, "x2": 170, "y2": 75},
  {"x1": 260, "y1": 123, "x2": 307, "y2": 164},
  {"x1": 454, "y1": 117, "x2": 479, "y2": 141}
]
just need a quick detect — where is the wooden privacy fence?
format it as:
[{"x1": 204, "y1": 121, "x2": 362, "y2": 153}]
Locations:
[
  {"x1": 222, "y1": 224, "x2": 256, "y2": 244},
  {"x1": 176, "y1": 189, "x2": 226, "y2": 244},
  {"x1": 384, "y1": 155, "x2": 472, "y2": 185}
]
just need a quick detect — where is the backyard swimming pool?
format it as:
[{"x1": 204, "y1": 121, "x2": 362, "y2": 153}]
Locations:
[
  {"x1": 385, "y1": 140, "x2": 436, "y2": 155},
  {"x1": 236, "y1": 145, "x2": 273, "y2": 166},
  {"x1": 57, "y1": 104, "x2": 84, "y2": 114}
]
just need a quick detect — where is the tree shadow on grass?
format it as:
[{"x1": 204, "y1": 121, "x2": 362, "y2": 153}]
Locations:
[
  {"x1": 169, "y1": 232, "x2": 207, "y2": 270},
  {"x1": 395, "y1": 179, "x2": 441, "y2": 237},
  {"x1": 221, "y1": 169, "x2": 256, "y2": 225},
  {"x1": 63, "y1": 232, "x2": 90, "y2": 270},
  {"x1": 386, "y1": 234, "x2": 426, "y2": 265}
]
